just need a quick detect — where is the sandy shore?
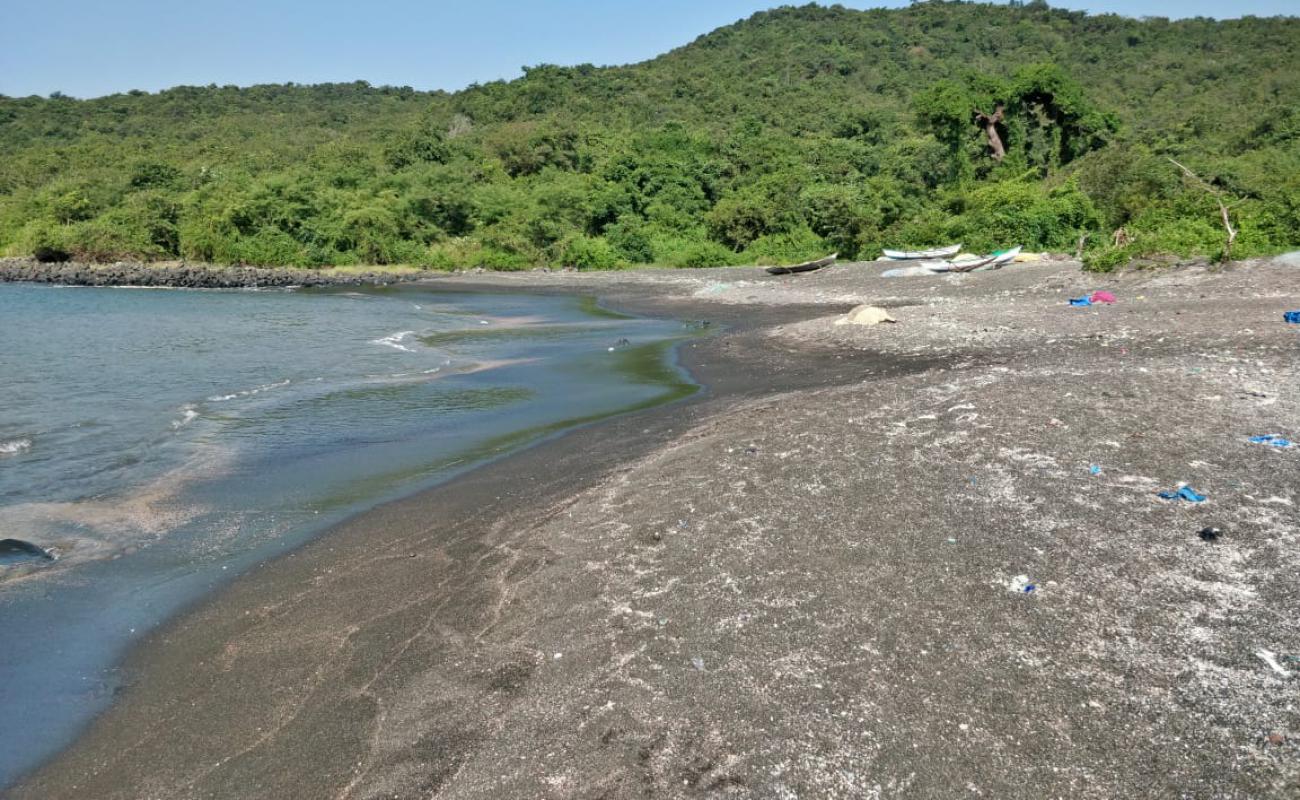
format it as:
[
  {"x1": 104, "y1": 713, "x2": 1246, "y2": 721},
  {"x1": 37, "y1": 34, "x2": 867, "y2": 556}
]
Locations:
[{"x1": 14, "y1": 256, "x2": 1300, "y2": 798}]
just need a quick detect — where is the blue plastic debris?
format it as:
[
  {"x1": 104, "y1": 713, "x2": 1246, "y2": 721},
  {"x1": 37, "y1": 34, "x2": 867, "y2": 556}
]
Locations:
[
  {"x1": 1285, "y1": 311, "x2": 1300, "y2": 324},
  {"x1": 1249, "y1": 434, "x2": 1294, "y2": 448},
  {"x1": 1089, "y1": 464, "x2": 1102, "y2": 476},
  {"x1": 1157, "y1": 486, "x2": 1207, "y2": 503},
  {"x1": 1068, "y1": 296, "x2": 1093, "y2": 307},
  {"x1": 1023, "y1": 583, "x2": 1037, "y2": 594}
]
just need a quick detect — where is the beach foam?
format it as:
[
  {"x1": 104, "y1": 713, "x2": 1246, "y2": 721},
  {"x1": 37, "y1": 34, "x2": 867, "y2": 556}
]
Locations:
[
  {"x1": 0, "y1": 438, "x2": 32, "y2": 457},
  {"x1": 372, "y1": 331, "x2": 418, "y2": 352},
  {"x1": 207, "y1": 379, "x2": 292, "y2": 403},
  {"x1": 171, "y1": 405, "x2": 199, "y2": 429}
]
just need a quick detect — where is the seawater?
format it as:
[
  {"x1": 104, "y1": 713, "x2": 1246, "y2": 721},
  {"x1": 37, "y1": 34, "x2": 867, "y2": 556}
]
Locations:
[{"x1": 0, "y1": 282, "x2": 696, "y2": 786}]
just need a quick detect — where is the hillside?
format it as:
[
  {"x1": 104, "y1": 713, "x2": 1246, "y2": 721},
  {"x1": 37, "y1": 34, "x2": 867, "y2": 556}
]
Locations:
[{"x1": 2, "y1": 1, "x2": 1298, "y2": 269}]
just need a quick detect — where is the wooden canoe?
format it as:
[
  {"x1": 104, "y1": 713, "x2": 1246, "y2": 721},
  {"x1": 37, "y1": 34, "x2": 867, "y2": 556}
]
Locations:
[
  {"x1": 766, "y1": 253, "x2": 837, "y2": 275},
  {"x1": 948, "y1": 246, "x2": 1023, "y2": 274},
  {"x1": 882, "y1": 244, "x2": 962, "y2": 260},
  {"x1": 945, "y1": 254, "x2": 1000, "y2": 273}
]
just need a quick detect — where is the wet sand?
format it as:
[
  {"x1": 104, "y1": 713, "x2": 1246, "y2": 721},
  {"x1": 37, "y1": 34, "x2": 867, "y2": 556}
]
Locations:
[{"x1": 14, "y1": 257, "x2": 1300, "y2": 798}]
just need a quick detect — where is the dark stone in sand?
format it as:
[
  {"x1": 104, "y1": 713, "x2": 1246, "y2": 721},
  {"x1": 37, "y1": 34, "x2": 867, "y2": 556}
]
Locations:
[{"x1": 0, "y1": 539, "x2": 56, "y2": 565}]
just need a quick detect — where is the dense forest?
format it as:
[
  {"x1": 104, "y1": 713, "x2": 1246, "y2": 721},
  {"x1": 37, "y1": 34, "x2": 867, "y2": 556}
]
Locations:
[{"x1": 2, "y1": 1, "x2": 1297, "y2": 270}]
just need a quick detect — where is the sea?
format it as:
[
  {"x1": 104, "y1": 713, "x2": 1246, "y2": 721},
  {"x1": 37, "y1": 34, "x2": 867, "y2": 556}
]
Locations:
[{"x1": 0, "y1": 281, "x2": 696, "y2": 787}]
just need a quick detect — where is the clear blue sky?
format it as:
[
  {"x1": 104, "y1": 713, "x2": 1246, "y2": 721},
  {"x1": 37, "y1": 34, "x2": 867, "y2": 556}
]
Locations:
[{"x1": 2, "y1": 1, "x2": 1294, "y2": 99}]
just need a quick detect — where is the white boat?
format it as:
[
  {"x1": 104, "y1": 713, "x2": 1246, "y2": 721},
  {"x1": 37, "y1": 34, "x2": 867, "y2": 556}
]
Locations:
[
  {"x1": 975, "y1": 246, "x2": 1023, "y2": 271},
  {"x1": 994, "y1": 246, "x2": 1022, "y2": 264},
  {"x1": 882, "y1": 244, "x2": 962, "y2": 260},
  {"x1": 945, "y1": 254, "x2": 1000, "y2": 273}
]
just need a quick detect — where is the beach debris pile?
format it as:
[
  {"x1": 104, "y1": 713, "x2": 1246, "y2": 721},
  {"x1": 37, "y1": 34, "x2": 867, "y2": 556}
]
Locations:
[{"x1": 835, "y1": 305, "x2": 896, "y2": 327}]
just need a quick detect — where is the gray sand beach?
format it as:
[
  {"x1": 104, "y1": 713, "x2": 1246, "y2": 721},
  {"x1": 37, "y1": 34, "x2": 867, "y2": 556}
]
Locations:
[{"x1": 13, "y1": 255, "x2": 1300, "y2": 798}]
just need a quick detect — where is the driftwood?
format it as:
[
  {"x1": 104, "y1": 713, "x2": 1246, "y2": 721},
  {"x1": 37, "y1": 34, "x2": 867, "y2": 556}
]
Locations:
[
  {"x1": 1168, "y1": 157, "x2": 1239, "y2": 260},
  {"x1": 974, "y1": 104, "x2": 1007, "y2": 161}
]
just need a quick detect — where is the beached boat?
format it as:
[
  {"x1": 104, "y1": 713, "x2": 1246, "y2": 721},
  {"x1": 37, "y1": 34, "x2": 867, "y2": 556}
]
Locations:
[
  {"x1": 948, "y1": 246, "x2": 1023, "y2": 274},
  {"x1": 882, "y1": 244, "x2": 962, "y2": 260},
  {"x1": 945, "y1": 254, "x2": 1000, "y2": 273},
  {"x1": 766, "y1": 253, "x2": 837, "y2": 275}
]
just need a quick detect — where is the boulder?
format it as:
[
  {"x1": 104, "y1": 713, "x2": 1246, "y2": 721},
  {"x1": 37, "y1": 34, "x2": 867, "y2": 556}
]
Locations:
[{"x1": 835, "y1": 305, "x2": 896, "y2": 327}]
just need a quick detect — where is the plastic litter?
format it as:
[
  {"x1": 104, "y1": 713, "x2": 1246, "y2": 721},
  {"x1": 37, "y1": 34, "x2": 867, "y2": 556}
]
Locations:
[
  {"x1": 1249, "y1": 434, "x2": 1294, "y2": 448},
  {"x1": 1157, "y1": 486, "x2": 1206, "y2": 503},
  {"x1": 691, "y1": 657, "x2": 705, "y2": 671},
  {"x1": 1090, "y1": 291, "x2": 1117, "y2": 304},
  {"x1": 1198, "y1": 527, "x2": 1222, "y2": 542},
  {"x1": 1007, "y1": 574, "x2": 1037, "y2": 594},
  {"x1": 1068, "y1": 296, "x2": 1092, "y2": 307},
  {"x1": 1089, "y1": 464, "x2": 1102, "y2": 476},
  {"x1": 1256, "y1": 649, "x2": 1289, "y2": 676},
  {"x1": 1285, "y1": 311, "x2": 1300, "y2": 324}
]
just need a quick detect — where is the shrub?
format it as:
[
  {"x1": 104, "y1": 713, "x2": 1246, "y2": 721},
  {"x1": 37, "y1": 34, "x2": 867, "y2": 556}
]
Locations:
[
  {"x1": 558, "y1": 235, "x2": 620, "y2": 269},
  {"x1": 233, "y1": 227, "x2": 304, "y2": 266},
  {"x1": 743, "y1": 225, "x2": 829, "y2": 265},
  {"x1": 662, "y1": 239, "x2": 737, "y2": 268}
]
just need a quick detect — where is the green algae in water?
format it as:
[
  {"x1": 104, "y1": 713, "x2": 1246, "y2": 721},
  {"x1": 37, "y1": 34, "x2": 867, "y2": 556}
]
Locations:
[
  {"x1": 303, "y1": 339, "x2": 698, "y2": 514},
  {"x1": 576, "y1": 295, "x2": 634, "y2": 320},
  {"x1": 419, "y1": 324, "x2": 595, "y2": 348}
]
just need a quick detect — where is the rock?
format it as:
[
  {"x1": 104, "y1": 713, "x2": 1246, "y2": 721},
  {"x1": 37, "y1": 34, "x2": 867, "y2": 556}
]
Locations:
[
  {"x1": 0, "y1": 257, "x2": 423, "y2": 289},
  {"x1": 835, "y1": 305, "x2": 896, "y2": 327},
  {"x1": 0, "y1": 538, "x2": 57, "y2": 565}
]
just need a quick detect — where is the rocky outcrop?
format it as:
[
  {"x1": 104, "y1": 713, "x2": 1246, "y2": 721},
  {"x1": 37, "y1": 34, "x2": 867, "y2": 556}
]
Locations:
[{"x1": 0, "y1": 258, "x2": 424, "y2": 288}]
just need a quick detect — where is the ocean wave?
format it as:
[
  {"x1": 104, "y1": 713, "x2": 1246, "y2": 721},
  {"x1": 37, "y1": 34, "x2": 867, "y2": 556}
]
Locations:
[
  {"x1": 372, "y1": 331, "x2": 418, "y2": 353},
  {"x1": 0, "y1": 438, "x2": 33, "y2": 457},
  {"x1": 171, "y1": 404, "x2": 199, "y2": 429},
  {"x1": 207, "y1": 379, "x2": 292, "y2": 403}
]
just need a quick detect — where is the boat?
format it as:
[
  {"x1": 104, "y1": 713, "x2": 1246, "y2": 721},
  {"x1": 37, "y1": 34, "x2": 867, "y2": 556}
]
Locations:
[
  {"x1": 766, "y1": 253, "x2": 837, "y2": 275},
  {"x1": 973, "y1": 246, "x2": 1023, "y2": 271},
  {"x1": 945, "y1": 254, "x2": 1000, "y2": 273},
  {"x1": 882, "y1": 244, "x2": 962, "y2": 260},
  {"x1": 949, "y1": 246, "x2": 1023, "y2": 274}
]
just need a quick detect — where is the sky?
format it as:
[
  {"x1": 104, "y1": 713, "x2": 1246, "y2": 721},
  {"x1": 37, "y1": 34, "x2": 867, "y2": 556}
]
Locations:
[{"x1": 2, "y1": 0, "x2": 1295, "y2": 99}]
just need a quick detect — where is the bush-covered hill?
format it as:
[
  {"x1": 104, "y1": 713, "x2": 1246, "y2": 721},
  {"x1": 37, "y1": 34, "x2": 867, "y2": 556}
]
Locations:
[{"x1": 2, "y1": 1, "x2": 1297, "y2": 270}]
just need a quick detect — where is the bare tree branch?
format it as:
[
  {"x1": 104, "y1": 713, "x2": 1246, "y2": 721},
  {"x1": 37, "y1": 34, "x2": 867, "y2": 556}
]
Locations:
[
  {"x1": 974, "y1": 104, "x2": 1007, "y2": 161},
  {"x1": 1168, "y1": 157, "x2": 1238, "y2": 260}
]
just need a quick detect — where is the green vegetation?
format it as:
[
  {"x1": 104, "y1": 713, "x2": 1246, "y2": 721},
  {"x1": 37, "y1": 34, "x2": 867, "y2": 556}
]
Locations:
[{"x1": 2, "y1": 2, "x2": 1297, "y2": 271}]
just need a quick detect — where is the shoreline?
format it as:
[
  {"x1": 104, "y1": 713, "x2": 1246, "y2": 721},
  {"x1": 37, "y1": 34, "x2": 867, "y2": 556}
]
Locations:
[
  {"x1": 7, "y1": 284, "x2": 901, "y2": 797},
  {"x1": 14, "y1": 256, "x2": 1300, "y2": 797},
  {"x1": 0, "y1": 257, "x2": 436, "y2": 288}
]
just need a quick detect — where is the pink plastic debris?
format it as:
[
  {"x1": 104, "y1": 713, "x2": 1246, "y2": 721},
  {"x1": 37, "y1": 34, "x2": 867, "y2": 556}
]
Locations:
[{"x1": 1090, "y1": 290, "x2": 1117, "y2": 304}]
